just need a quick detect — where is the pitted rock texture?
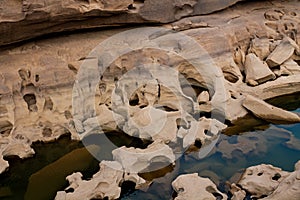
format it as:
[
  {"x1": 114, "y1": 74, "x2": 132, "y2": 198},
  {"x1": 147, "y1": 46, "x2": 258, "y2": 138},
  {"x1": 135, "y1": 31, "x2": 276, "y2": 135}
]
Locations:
[
  {"x1": 0, "y1": 0, "x2": 249, "y2": 46},
  {"x1": 1, "y1": 0, "x2": 300, "y2": 176},
  {"x1": 231, "y1": 161, "x2": 300, "y2": 200}
]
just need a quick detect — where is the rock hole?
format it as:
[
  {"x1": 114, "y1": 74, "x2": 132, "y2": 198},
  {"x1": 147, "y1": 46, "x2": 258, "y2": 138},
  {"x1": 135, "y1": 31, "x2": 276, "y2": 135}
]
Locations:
[
  {"x1": 212, "y1": 192, "x2": 224, "y2": 200},
  {"x1": 272, "y1": 173, "x2": 281, "y2": 181},
  {"x1": 65, "y1": 188, "x2": 74, "y2": 193},
  {"x1": 155, "y1": 105, "x2": 178, "y2": 112},
  {"x1": 64, "y1": 110, "x2": 72, "y2": 120},
  {"x1": 194, "y1": 139, "x2": 202, "y2": 148},
  {"x1": 129, "y1": 93, "x2": 139, "y2": 106},
  {"x1": 257, "y1": 172, "x2": 263, "y2": 176},
  {"x1": 0, "y1": 120, "x2": 13, "y2": 137},
  {"x1": 204, "y1": 129, "x2": 214, "y2": 137},
  {"x1": 42, "y1": 127, "x2": 53, "y2": 137},
  {"x1": 18, "y1": 69, "x2": 30, "y2": 80},
  {"x1": 44, "y1": 97, "x2": 54, "y2": 111},
  {"x1": 120, "y1": 181, "x2": 136, "y2": 197},
  {"x1": 23, "y1": 93, "x2": 37, "y2": 112},
  {"x1": 35, "y1": 74, "x2": 39, "y2": 82}
]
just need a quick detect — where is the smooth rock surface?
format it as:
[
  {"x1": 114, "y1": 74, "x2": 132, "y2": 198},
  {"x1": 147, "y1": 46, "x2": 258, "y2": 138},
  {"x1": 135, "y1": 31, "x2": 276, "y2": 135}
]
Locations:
[
  {"x1": 244, "y1": 53, "x2": 275, "y2": 84},
  {"x1": 242, "y1": 95, "x2": 300, "y2": 124}
]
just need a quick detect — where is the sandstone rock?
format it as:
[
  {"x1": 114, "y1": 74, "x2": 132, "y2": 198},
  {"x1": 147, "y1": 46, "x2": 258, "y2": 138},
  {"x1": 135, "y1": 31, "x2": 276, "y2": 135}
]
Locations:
[
  {"x1": 230, "y1": 183, "x2": 246, "y2": 200},
  {"x1": 242, "y1": 95, "x2": 300, "y2": 124},
  {"x1": 180, "y1": 117, "x2": 227, "y2": 149},
  {"x1": 244, "y1": 53, "x2": 275, "y2": 84},
  {"x1": 266, "y1": 37, "x2": 298, "y2": 68},
  {"x1": 261, "y1": 162, "x2": 300, "y2": 200},
  {"x1": 112, "y1": 141, "x2": 175, "y2": 174},
  {"x1": 55, "y1": 161, "x2": 124, "y2": 200},
  {"x1": 248, "y1": 38, "x2": 271, "y2": 60},
  {"x1": 172, "y1": 173, "x2": 227, "y2": 200},
  {"x1": 238, "y1": 164, "x2": 290, "y2": 198},
  {"x1": 56, "y1": 160, "x2": 146, "y2": 200},
  {"x1": 0, "y1": 0, "x2": 248, "y2": 46},
  {"x1": 197, "y1": 91, "x2": 210, "y2": 104},
  {"x1": 280, "y1": 59, "x2": 300, "y2": 75},
  {"x1": 0, "y1": 156, "x2": 9, "y2": 174}
]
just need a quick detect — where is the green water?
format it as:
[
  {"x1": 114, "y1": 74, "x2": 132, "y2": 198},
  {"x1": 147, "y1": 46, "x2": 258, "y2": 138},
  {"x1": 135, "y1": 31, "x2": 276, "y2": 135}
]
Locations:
[{"x1": 1, "y1": 109, "x2": 300, "y2": 200}]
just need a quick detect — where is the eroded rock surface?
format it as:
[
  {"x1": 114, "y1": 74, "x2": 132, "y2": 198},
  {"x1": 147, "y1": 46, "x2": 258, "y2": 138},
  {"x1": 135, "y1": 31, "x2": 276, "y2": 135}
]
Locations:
[
  {"x1": 172, "y1": 173, "x2": 227, "y2": 200},
  {"x1": 55, "y1": 161, "x2": 146, "y2": 200},
  {"x1": 0, "y1": 0, "x2": 248, "y2": 46},
  {"x1": 0, "y1": 1, "x2": 300, "y2": 199}
]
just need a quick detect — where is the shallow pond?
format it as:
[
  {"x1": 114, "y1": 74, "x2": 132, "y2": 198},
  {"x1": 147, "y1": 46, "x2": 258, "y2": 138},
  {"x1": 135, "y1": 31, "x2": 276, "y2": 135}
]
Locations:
[{"x1": 0, "y1": 109, "x2": 300, "y2": 200}]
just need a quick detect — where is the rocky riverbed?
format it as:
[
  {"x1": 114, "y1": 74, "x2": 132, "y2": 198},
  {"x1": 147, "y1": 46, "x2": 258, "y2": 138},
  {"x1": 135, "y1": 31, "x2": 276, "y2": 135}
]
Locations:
[{"x1": 0, "y1": 0, "x2": 300, "y2": 199}]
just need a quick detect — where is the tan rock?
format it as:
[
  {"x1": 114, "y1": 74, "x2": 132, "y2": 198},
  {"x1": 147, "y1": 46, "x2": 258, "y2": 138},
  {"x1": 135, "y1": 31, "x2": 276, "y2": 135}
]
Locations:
[
  {"x1": 55, "y1": 161, "x2": 144, "y2": 200},
  {"x1": 266, "y1": 37, "x2": 298, "y2": 68},
  {"x1": 280, "y1": 59, "x2": 300, "y2": 75},
  {"x1": 244, "y1": 53, "x2": 275, "y2": 84},
  {"x1": 230, "y1": 183, "x2": 246, "y2": 200},
  {"x1": 248, "y1": 37, "x2": 271, "y2": 60},
  {"x1": 172, "y1": 173, "x2": 227, "y2": 200},
  {"x1": 261, "y1": 167, "x2": 300, "y2": 200},
  {"x1": 238, "y1": 164, "x2": 290, "y2": 198},
  {"x1": 112, "y1": 141, "x2": 175, "y2": 174},
  {"x1": 242, "y1": 95, "x2": 300, "y2": 124},
  {"x1": 197, "y1": 91, "x2": 210, "y2": 104},
  {"x1": 0, "y1": 156, "x2": 9, "y2": 174}
]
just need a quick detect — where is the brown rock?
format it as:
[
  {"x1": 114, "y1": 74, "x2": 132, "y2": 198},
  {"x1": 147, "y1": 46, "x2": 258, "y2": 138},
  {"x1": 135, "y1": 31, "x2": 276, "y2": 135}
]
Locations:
[
  {"x1": 242, "y1": 95, "x2": 300, "y2": 124},
  {"x1": 266, "y1": 38, "x2": 298, "y2": 68},
  {"x1": 244, "y1": 53, "x2": 275, "y2": 84}
]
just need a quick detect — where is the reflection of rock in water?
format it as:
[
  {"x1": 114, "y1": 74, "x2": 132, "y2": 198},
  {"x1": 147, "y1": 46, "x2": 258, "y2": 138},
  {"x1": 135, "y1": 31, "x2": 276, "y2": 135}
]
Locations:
[{"x1": 25, "y1": 145, "x2": 100, "y2": 200}]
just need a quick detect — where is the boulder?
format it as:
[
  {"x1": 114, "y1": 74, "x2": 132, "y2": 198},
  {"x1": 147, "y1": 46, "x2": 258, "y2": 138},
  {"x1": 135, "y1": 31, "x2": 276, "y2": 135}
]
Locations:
[
  {"x1": 266, "y1": 38, "x2": 298, "y2": 68},
  {"x1": 242, "y1": 95, "x2": 300, "y2": 124},
  {"x1": 172, "y1": 173, "x2": 227, "y2": 200},
  {"x1": 260, "y1": 161, "x2": 300, "y2": 200},
  {"x1": 244, "y1": 53, "x2": 275, "y2": 84},
  {"x1": 238, "y1": 164, "x2": 290, "y2": 198}
]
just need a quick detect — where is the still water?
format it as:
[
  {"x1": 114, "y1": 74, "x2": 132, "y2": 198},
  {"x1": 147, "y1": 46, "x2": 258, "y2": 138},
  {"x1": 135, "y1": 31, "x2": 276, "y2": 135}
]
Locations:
[{"x1": 0, "y1": 109, "x2": 299, "y2": 200}]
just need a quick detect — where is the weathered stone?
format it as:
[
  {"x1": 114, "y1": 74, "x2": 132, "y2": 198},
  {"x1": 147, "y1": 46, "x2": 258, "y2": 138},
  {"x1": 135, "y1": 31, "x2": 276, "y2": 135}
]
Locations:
[
  {"x1": 248, "y1": 37, "x2": 271, "y2": 60},
  {"x1": 0, "y1": 156, "x2": 9, "y2": 174},
  {"x1": 172, "y1": 173, "x2": 227, "y2": 200},
  {"x1": 230, "y1": 183, "x2": 246, "y2": 200},
  {"x1": 0, "y1": 0, "x2": 249, "y2": 46},
  {"x1": 112, "y1": 141, "x2": 175, "y2": 174},
  {"x1": 238, "y1": 164, "x2": 290, "y2": 198},
  {"x1": 244, "y1": 53, "x2": 275, "y2": 84},
  {"x1": 261, "y1": 169, "x2": 300, "y2": 200},
  {"x1": 55, "y1": 161, "x2": 124, "y2": 200},
  {"x1": 197, "y1": 91, "x2": 209, "y2": 104},
  {"x1": 266, "y1": 37, "x2": 298, "y2": 68},
  {"x1": 242, "y1": 95, "x2": 300, "y2": 124},
  {"x1": 280, "y1": 59, "x2": 300, "y2": 75}
]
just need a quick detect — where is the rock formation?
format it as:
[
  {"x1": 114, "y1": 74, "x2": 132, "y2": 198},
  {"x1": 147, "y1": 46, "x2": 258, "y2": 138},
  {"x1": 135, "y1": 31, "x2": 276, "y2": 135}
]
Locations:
[
  {"x1": 55, "y1": 161, "x2": 146, "y2": 200},
  {"x1": 0, "y1": 0, "x2": 300, "y2": 199},
  {"x1": 172, "y1": 173, "x2": 227, "y2": 200},
  {"x1": 0, "y1": 0, "x2": 247, "y2": 46},
  {"x1": 229, "y1": 161, "x2": 300, "y2": 200}
]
